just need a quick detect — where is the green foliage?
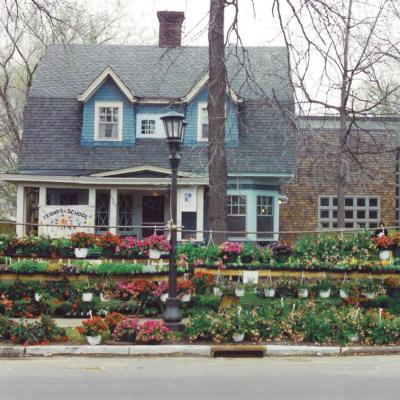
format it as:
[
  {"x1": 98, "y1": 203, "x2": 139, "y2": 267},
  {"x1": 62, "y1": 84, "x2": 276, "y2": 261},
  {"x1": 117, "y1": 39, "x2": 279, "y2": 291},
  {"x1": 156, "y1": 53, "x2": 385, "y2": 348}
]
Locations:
[{"x1": 9, "y1": 260, "x2": 48, "y2": 274}]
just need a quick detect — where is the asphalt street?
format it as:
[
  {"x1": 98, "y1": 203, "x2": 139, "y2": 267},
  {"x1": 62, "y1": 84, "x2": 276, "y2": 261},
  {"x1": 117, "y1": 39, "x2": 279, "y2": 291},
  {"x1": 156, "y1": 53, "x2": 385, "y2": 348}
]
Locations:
[{"x1": 0, "y1": 355, "x2": 399, "y2": 400}]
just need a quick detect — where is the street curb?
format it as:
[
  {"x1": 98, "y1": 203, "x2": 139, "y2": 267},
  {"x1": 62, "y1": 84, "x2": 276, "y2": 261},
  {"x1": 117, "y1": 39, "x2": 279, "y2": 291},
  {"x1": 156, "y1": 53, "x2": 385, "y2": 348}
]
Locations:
[{"x1": 1, "y1": 344, "x2": 400, "y2": 358}]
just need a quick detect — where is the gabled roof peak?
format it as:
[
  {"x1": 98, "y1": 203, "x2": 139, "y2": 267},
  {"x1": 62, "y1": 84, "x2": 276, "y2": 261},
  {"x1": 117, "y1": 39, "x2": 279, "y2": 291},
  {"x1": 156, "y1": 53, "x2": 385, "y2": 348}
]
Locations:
[{"x1": 77, "y1": 66, "x2": 137, "y2": 103}]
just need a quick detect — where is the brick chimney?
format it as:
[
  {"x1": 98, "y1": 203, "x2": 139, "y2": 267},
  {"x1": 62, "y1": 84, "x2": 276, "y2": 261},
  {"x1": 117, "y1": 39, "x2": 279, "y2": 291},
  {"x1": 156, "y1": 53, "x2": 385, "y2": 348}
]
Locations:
[{"x1": 157, "y1": 11, "x2": 185, "y2": 47}]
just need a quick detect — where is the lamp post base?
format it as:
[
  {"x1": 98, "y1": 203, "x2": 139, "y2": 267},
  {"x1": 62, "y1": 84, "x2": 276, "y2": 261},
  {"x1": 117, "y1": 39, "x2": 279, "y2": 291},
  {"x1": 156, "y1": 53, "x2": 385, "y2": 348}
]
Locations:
[{"x1": 163, "y1": 297, "x2": 185, "y2": 332}]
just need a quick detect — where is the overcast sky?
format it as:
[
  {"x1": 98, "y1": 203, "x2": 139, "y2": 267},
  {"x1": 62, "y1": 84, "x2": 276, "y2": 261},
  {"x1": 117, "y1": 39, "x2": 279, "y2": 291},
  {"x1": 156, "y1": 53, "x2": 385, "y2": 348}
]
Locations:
[{"x1": 89, "y1": 0, "x2": 284, "y2": 47}]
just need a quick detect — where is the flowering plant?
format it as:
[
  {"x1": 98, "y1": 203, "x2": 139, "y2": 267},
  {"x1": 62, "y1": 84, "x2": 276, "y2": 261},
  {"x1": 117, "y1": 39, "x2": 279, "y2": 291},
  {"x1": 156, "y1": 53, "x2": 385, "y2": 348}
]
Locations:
[
  {"x1": 177, "y1": 280, "x2": 193, "y2": 296},
  {"x1": 219, "y1": 241, "x2": 243, "y2": 255},
  {"x1": 115, "y1": 280, "x2": 156, "y2": 300},
  {"x1": 76, "y1": 317, "x2": 108, "y2": 336},
  {"x1": 136, "y1": 320, "x2": 172, "y2": 343},
  {"x1": 268, "y1": 240, "x2": 292, "y2": 256},
  {"x1": 140, "y1": 235, "x2": 171, "y2": 253},
  {"x1": 192, "y1": 272, "x2": 214, "y2": 290},
  {"x1": 104, "y1": 312, "x2": 125, "y2": 333},
  {"x1": 373, "y1": 235, "x2": 395, "y2": 250},
  {"x1": 112, "y1": 318, "x2": 139, "y2": 342},
  {"x1": 152, "y1": 281, "x2": 168, "y2": 297},
  {"x1": 117, "y1": 236, "x2": 139, "y2": 258},
  {"x1": 96, "y1": 231, "x2": 122, "y2": 250},
  {"x1": 70, "y1": 232, "x2": 95, "y2": 248}
]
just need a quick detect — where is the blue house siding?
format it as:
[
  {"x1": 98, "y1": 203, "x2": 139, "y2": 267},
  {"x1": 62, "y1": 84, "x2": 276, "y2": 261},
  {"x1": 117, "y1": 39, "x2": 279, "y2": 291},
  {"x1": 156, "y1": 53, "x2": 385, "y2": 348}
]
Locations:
[
  {"x1": 184, "y1": 87, "x2": 239, "y2": 146},
  {"x1": 81, "y1": 78, "x2": 135, "y2": 147}
]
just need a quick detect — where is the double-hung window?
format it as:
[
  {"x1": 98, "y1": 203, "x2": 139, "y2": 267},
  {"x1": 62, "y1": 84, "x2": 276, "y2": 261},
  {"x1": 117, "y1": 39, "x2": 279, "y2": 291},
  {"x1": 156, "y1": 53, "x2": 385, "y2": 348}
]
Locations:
[
  {"x1": 227, "y1": 195, "x2": 246, "y2": 237},
  {"x1": 197, "y1": 102, "x2": 208, "y2": 141},
  {"x1": 136, "y1": 114, "x2": 165, "y2": 138},
  {"x1": 95, "y1": 101, "x2": 123, "y2": 141},
  {"x1": 256, "y1": 196, "x2": 274, "y2": 238}
]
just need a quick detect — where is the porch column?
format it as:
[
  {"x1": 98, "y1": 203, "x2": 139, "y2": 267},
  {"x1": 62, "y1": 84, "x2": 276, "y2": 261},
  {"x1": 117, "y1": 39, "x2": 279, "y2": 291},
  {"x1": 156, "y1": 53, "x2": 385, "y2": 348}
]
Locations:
[
  {"x1": 38, "y1": 186, "x2": 47, "y2": 236},
  {"x1": 109, "y1": 189, "x2": 118, "y2": 234},
  {"x1": 88, "y1": 188, "x2": 96, "y2": 234},
  {"x1": 16, "y1": 185, "x2": 25, "y2": 237},
  {"x1": 196, "y1": 186, "x2": 204, "y2": 242}
]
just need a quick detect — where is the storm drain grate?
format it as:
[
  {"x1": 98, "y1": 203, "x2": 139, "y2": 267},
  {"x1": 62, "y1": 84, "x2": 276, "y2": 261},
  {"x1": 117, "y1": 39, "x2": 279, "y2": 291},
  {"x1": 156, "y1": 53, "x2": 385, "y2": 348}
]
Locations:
[{"x1": 211, "y1": 345, "x2": 265, "y2": 358}]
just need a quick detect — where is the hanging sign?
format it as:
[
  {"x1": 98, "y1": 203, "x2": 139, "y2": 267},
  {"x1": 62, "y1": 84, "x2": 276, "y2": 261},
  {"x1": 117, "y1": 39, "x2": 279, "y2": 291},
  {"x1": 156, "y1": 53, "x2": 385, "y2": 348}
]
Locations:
[
  {"x1": 181, "y1": 188, "x2": 197, "y2": 212},
  {"x1": 243, "y1": 270, "x2": 259, "y2": 284},
  {"x1": 39, "y1": 206, "x2": 95, "y2": 237}
]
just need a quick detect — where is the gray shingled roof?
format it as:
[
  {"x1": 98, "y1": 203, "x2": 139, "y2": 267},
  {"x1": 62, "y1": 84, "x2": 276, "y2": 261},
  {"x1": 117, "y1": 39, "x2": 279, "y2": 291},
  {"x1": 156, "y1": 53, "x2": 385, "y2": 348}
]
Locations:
[{"x1": 20, "y1": 44, "x2": 296, "y2": 176}]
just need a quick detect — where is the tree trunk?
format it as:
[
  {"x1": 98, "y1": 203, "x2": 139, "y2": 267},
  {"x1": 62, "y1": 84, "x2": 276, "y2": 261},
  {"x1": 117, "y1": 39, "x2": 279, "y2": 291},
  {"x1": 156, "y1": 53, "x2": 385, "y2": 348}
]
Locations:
[{"x1": 208, "y1": 0, "x2": 228, "y2": 244}]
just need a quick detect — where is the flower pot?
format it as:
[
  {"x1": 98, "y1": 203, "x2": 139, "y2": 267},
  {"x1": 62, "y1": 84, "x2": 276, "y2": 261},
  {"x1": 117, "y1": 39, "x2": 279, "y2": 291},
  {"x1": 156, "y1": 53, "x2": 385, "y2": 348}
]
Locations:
[
  {"x1": 100, "y1": 293, "x2": 111, "y2": 302},
  {"x1": 181, "y1": 293, "x2": 192, "y2": 302},
  {"x1": 319, "y1": 289, "x2": 331, "y2": 298},
  {"x1": 264, "y1": 288, "x2": 276, "y2": 298},
  {"x1": 86, "y1": 335, "x2": 102, "y2": 346},
  {"x1": 339, "y1": 289, "x2": 348, "y2": 299},
  {"x1": 240, "y1": 255, "x2": 253, "y2": 264},
  {"x1": 82, "y1": 292, "x2": 94, "y2": 302},
  {"x1": 74, "y1": 248, "x2": 88, "y2": 258},
  {"x1": 349, "y1": 334, "x2": 359, "y2": 343},
  {"x1": 275, "y1": 254, "x2": 288, "y2": 264},
  {"x1": 149, "y1": 249, "x2": 162, "y2": 259},
  {"x1": 34, "y1": 293, "x2": 42, "y2": 302},
  {"x1": 226, "y1": 254, "x2": 238, "y2": 263},
  {"x1": 160, "y1": 293, "x2": 169, "y2": 302},
  {"x1": 379, "y1": 250, "x2": 391, "y2": 260},
  {"x1": 232, "y1": 333, "x2": 245, "y2": 342},
  {"x1": 101, "y1": 248, "x2": 114, "y2": 258},
  {"x1": 363, "y1": 292, "x2": 376, "y2": 299},
  {"x1": 235, "y1": 288, "x2": 245, "y2": 297},
  {"x1": 213, "y1": 287, "x2": 222, "y2": 296},
  {"x1": 299, "y1": 288, "x2": 309, "y2": 298}
]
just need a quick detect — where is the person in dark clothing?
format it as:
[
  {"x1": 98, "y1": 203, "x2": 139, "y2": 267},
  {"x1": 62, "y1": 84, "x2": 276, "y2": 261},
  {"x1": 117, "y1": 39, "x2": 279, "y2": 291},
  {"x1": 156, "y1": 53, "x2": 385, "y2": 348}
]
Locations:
[{"x1": 373, "y1": 221, "x2": 388, "y2": 238}]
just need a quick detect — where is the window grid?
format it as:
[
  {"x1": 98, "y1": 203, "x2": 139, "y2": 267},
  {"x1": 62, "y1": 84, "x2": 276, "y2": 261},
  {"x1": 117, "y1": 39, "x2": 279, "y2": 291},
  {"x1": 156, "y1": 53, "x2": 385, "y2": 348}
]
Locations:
[
  {"x1": 95, "y1": 192, "x2": 110, "y2": 233},
  {"x1": 227, "y1": 195, "x2": 246, "y2": 216},
  {"x1": 318, "y1": 196, "x2": 380, "y2": 229},
  {"x1": 257, "y1": 196, "x2": 273, "y2": 216},
  {"x1": 98, "y1": 107, "x2": 119, "y2": 139},
  {"x1": 118, "y1": 194, "x2": 134, "y2": 228},
  {"x1": 140, "y1": 119, "x2": 156, "y2": 135}
]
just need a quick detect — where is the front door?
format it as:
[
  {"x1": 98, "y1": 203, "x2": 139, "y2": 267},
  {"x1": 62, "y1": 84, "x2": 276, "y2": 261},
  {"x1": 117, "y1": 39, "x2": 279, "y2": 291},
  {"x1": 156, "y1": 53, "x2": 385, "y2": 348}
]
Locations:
[{"x1": 142, "y1": 196, "x2": 165, "y2": 237}]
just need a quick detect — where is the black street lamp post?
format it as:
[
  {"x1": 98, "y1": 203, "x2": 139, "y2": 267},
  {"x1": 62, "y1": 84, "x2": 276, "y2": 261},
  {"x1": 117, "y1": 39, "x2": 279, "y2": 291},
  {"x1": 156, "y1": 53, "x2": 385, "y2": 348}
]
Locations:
[{"x1": 160, "y1": 111, "x2": 187, "y2": 332}]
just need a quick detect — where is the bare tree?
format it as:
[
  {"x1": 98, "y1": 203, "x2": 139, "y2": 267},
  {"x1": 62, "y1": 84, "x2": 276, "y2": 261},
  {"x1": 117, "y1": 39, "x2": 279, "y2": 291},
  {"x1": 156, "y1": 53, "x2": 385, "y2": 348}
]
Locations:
[
  {"x1": 208, "y1": 0, "x2": 228, "y2": 243},
  {"x1": 0, "y1": 0, "x2": 140, "y2": 218},
  {"x1": 273, "y1": 0, "x2": 400, "y2": 228}
]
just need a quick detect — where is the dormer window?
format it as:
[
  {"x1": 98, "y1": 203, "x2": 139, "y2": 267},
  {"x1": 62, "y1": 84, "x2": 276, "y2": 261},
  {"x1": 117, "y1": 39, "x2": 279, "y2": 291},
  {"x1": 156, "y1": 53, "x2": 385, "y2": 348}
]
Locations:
[
  {"x1": 136, "y1": 114, "x2": 165, "y2": 138},
  {"x1": 94, "y1": 101, "x2": 123, "y2": 141}
]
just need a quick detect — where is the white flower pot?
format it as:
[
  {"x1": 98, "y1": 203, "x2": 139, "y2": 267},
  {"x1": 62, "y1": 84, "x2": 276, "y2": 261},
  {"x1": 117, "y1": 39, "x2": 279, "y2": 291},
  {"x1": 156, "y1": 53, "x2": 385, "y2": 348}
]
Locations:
[
  {"x1": 82, "y1": 292, "x2": 94, "y2": 302},
  {"x1": 74, "y1": 248, "x2": 88, "y2": 259},
  {"x1": 34, "y1": 293, "x2": 42, "y2": 302},
  {"x1": 213, "y1": 287, "x2": 222, "y2": 296},
  {"x1": 379, "y1": 250, "x2": 391, "y2": 260},
  {"x1": 319, "y1": 289, "x2": 331, "y2": 298},
  {"x1": 339, "y1": 289, "x2": 349, "y2": 299},
  {"x1": 86, "y1": 335, "x2": 102, "y2": 346},
  {"x1": 264, "y1": 288, "x2": 276, "y2": 298},
  {"x1": 100, "y1": 293, "x2": 110, "y2": 302},
  {"x1": 232, "y1": 333, "x2": 245, "y2": 342},
  {"x1": 299, "y1": 288, "x2": 309, "y2": 298},
  {"x1": 160, "y1": 293, "x2": 169, "y2": 302},
  {"x1": 235, "y1": 288, "x2": 245, "y2": 297},
  {"x1": 149, "y1": 249, "x2": 161, "y2": 259},
  {"x1": 181, "y1": 293, "x2": 192, "y2": 302},
  {"x1": 363, "y1": 292, "x2": 376, "y2": 299},
  {"x1": 349, "y1": 334, "x2": 359, "y2": 343}
]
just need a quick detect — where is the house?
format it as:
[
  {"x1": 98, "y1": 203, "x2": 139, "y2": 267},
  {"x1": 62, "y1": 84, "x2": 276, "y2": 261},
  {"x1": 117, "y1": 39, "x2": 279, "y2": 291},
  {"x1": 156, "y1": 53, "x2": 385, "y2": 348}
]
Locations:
[
  {"x1": 280, "y1": 116, "x2": 400, "y2": 240},
  {"x1": 0, "y1": 11, "x2": 296, "y2": 241}
]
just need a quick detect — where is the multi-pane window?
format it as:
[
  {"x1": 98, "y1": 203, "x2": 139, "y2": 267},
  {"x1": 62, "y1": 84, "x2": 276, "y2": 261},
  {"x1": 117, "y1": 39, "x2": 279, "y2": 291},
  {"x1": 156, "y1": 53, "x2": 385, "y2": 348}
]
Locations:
[
  {"x1": 256, "y1": 196, "x2": 274, "y2": 238},
  {"x1": 198, "y1": 103, "x2": 208, "y2": 140},
  {"x1": 98, "y1": 106, "x2": 120, "y2": 139},
  {"x1": 140, "y1": 119, "x2": 156, "y2": 136},
  {"x1": 319, "y1": 196, "x2": 380, "y2": 229},
  {"x1": 118, "y1": 194, "x2": 134, "y2": 234},
  {"x1": 227, "y1": 195, "x2": 246, "y2": 237},
  {"x1": 95, "y1": 191, "x2": 110, "y2": 233}
]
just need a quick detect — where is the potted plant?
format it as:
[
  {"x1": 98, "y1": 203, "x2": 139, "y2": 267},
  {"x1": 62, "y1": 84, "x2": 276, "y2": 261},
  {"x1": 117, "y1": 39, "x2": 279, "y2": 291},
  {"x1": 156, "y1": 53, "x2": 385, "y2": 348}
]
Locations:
[
  {"x1": 177, "y1": 280, "x2": 193, "y2": 302},
  {"x1": 373, "y1": 235, "x2": 395, "y2": 260},
  {"x1": 268, "y1": 240, "x2": 292, "y2": 264},
  {"x1": 276, "y1": 277, "x2": 296, "y2": 297},
  {"x1": 240, "y1": 243, "x2": 259, "y2": 264},
  {"x1": 213, "y1": 282, "x2": 223, "y2": 296},
  {"x1": 315, "y1": 278, "x2": 334, "y2": 298},
  {"x1": 112, "y1": 318, "x2": 139, "y2": 342},
  {"x1": 340, "y1": 280, "x2": 357, "y2": 299},
  {"x1": 296, "y1": 280, "x2": 310, "y2": 298},
  {"x1": 96, "y1": 231, "x2": 122, "y2": 258},
  {"x1": 231, "y1": 311, "x2": 247, "y2": 342},
  {"x1": 140, "y1": 235, "x2": 171, "y2": 259},
  {"x1": 234, "y1": 282, "x2": 246, "y2": 297},
  {"x1": 76, "y1": 316, "x2": 108, "y2": 345},
  {"x1": 359, "y1": 279, "x2": 385, "y2": 299},
  {"x1": 192, "y1": 272, "x2": 213, "y2": 295},
  {"x1": 70, "y1": 232, "x2": 94, "y2": 259},
  {"x1": 81, "y1": 281, "x2": 94, "y2": 302},
  {"x1": 136, "y1": 320, "x2": 172, "y2": 344},
  {"x1": 53, "y1": 237, "x2": 72, "y2": 258},
  {"x1": 117, "y1": 236, "x2": 139, "y2": 259},
  {"x1": 218, "y1": 241, "x2": 243, "y2": 264},
  {"x1": 261, "y1": 280, "x2": 277, "y2": 298}
]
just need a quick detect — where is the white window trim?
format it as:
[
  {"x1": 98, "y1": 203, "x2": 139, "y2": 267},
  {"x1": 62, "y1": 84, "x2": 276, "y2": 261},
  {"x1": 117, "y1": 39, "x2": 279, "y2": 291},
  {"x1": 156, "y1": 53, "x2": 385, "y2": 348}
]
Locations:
[
  {"x1": 136, "y1": 114, "x2": 165, "y2": 139},
  {"x1": 197, "y1": 101, "x2": 208, "y2": 142},
  {"x1": 94, "y1": 101, "x2": 123, "y2": 142}
]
